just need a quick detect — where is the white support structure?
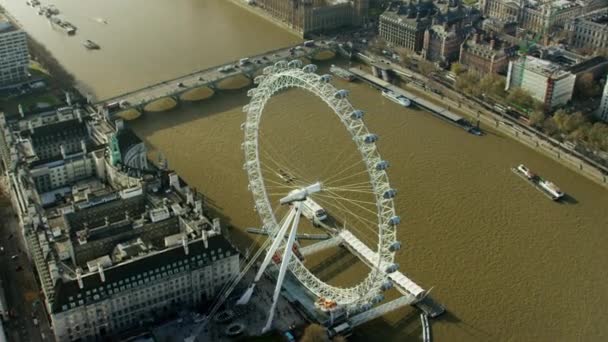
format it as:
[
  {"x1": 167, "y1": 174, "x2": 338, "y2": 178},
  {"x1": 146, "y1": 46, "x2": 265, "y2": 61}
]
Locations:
[
  {"x1": 299, "y1": 236, "x2": 343, "y2": 257},
  {"x1": 243, "y1": 63, "x2": 402, "y2": 312},
  {"x1": 349, "y1": 295, "x2": 416, "y2": 328},
  {"x1": 339, "y1": 230, "x2": 425, "y2": 299}
]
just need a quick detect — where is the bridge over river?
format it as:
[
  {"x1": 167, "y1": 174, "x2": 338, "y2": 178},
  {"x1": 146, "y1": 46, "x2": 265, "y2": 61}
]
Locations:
[{"x1": 95, "y1": 41, "x2": 337, "y2": 119}]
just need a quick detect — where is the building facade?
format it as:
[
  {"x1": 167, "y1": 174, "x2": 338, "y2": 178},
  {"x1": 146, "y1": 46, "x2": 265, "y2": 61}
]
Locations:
[
  {"x1": 0, "y1": 17, "x2": 29, "y2": 86},
  {"x1": 597, "y1": 80, "x2": 608, "y2": 122},
  {"x1": 566, "y1": 8, "x2": 608, "y2": 51},
  {"x1": 253, "y1": 0, "x2": 368, "y2": 36},
  {"x1": 380, "y1": 0, "x2": 476, "y2": 63},
  {"x1": 480, "y1": 0, "x2": 607, "y2": 35},
  {"x1": 459, "y1": 33, "x2": 517, "y2": 74},
  {"x1": 0, "y1": 105, "x2": 241, "y2": 341},
  {"x1": 506, "y1": 55, "x2": 576, "y2": 110}
]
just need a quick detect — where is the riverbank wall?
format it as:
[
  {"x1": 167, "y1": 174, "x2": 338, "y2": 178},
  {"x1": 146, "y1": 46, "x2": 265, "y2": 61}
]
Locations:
[{"x1": 355, "y1": 53, "x2": 608, "y2": 189}]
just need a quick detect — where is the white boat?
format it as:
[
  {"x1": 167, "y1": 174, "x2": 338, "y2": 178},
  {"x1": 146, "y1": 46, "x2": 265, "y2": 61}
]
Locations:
[
  {"x1": 382, "y1": 90, "x2": 411, "y2": 107},
  {"x1": 516, "y1": 164, "x2": 535, "y2": 180},
  {"x1": 539, "y1": 180, "x2": 564, "y2": 201},
  {"x1": 512, "y1": 164, "x2": 565, "y2": 201},
  {"x1": 83, "y1": 40, "x2": 100, "y2": 50}
]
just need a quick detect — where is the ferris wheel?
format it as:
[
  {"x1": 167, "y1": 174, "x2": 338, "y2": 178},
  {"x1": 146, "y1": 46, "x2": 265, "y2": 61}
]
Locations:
[{"x1": 235, "y1": 59, "x2": 406, "y2": 331}]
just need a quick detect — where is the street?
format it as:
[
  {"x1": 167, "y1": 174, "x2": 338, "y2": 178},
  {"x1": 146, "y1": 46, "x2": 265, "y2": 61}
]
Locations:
[{"x1": 0, "y1": 179, "x2": 54, "y2": 342}]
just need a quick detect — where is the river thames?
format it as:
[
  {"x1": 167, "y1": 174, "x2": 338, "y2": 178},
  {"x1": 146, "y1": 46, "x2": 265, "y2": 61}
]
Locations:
[{"x1": 2, "y1": 0, "x2": 607, "y2": 341}]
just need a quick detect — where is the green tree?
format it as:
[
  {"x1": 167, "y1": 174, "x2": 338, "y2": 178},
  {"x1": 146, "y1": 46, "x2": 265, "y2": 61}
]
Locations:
[
  {"x1": 529, "y1": 110, "x2": 546, "y2": 126},
  {"x1": 576, "y1": 73, "x2": 601, "y2": 98},
  {"x1": 479, "y1": 74, "x2": 507, "y2": 98},
  {"x1": 418, "y1": 60, "x2": 436, "y2": 76},
  {"x1": 450, "y1": 62, "x2": 466, "y2": 76},
  {"x1": 301, "y1": 324, "x2": 329, "y2": 342}
]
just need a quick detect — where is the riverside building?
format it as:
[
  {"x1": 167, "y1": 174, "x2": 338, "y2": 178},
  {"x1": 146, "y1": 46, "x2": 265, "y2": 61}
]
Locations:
[
  {"x1": 505, "y1": 55, "x2": 576, "y2": 110},
  {"x1": 0, "y1": 16, "x2": 29, "y2": 87},
  {"x1": 565, "y1": 8, "x2": 608, "y2": 51},
  {"x1": 0, "y1": 104, "x2": 240, "y2": 341},
  {"x1": 252, "y1": 0, "x2": 369, "y2": 36},
  {"x1": 480, "y1": 0, "x2": 606, "y2": 36}
]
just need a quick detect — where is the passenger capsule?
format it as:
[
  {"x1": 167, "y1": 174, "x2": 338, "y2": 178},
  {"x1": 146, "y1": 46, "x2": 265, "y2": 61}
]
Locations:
[
  {"x1": 383, "y1": 189, "x2": 397, "y2": 199},
  {"x1": 320, "y1": 74, "x2": 332, "y2": 83},
  {"x1": 388, "y1": 216, "x2": 400, "y2": 225},
  {"x1": 288, "y1": 60, "x2": 303, "y2": 68},
  {"x1": 372, "y1": 294, "x2": 385, "y2": 304},
  {"x1": 303, "y1": 64, "x2": 318, "y2": 73},
  {"x1": 375, "y1": 160, "x2": 389, "y2": 170},
  {"x1": 381, "y1": 281, "x2": 393, "y2": 291},
  {"x1": 242, "y1": 104, "x2": 250, "y2": 113},
  {"x1": 334, "y1": 89, "x2": 349, "y2": 99},
  {"x1": 385, "y1": 263, "x2": 399, "y2": 274},
  {"x1": 363, "y1": 134, "x2": 378, "y2": 143},
  {"x1": 240, "y1": 122, "x2": 246, "y2": 130},
  {"x1": 263, "y1": 66, "x2": 274, "y2": 75},
  {"x1": 274, "y1": 60, "x2": 288, "y2": 69},
  {"x1": 254, "y1": 75, "x2": 265, "y2": 85},
  {"x1": 389, "y1": 241, "x2": 401, "y2": 252},
  {"x1": 350, "y1": 110, "x2": 364, "y2": 120}
]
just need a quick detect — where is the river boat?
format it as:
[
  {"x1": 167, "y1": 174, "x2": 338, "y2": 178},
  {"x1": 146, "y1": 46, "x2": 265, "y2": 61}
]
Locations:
[
  {"x1": 83, "y1": 40, "x2": 100, "y2": 50},
  {"x1": 330, "y1": 64, "x2": 355, "y2": 81},
  {"x1": 512, "y1": 164, "x2": 565, "y2": 201},
  {"x1": 382, "y1": 89, "x2": 411, "y2": 107},
  {"x1": 50, "y1": 18, "x2": 76, "y2": 35}
]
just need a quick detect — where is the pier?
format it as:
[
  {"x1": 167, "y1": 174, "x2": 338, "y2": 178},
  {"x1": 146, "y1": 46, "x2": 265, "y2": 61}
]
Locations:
[
  {"x1": 348, "y1": 67, "x2": 479, "y2": 133},
  {"x1": 96, "y1": 42, "x2": 336, "y2": 115}
]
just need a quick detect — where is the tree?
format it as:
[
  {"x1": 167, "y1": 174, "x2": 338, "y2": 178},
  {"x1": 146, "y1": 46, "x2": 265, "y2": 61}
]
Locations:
[
  {"x1": 301, "y1": 324, "x2": 329, "y2": 342},
  {"x1": 418, "y1": 60, "x2": 436, "y2": 76},
  {"x1": 479, "y1": 74, "x2": 506, "y2": 98},
  {"x1": 450, "y1": 62, "x2": 466, "y2": 76},
  {"x1": 506, "y1": 88, "x2": 541, "y2": 113},
  {"x1": 332, "y1": 336, "x2": 347, "y2": 342},
  {"x1": 529, "y1": 110, "x2": 546, "y2": 126},
  {"x1": 551, "y1": 109, "x2": 570, "y2": 132},
  {"x1": 576, "y1": 72, "x2": 601, "y2": 99}
]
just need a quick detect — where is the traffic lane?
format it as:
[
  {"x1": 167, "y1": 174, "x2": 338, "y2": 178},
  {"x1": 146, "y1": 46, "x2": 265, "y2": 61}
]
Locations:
[{"x1": 0, "y1": 207, "x2": 51, "y2": 342}]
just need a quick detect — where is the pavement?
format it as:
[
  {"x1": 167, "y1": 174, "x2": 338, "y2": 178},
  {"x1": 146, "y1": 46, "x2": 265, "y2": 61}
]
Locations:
[
  {"x1": 153, "y1": 266, "x2": 305, "y2": 342},
  {"x1": 0, "y1": 177, "x2": 54, "y2": 342}
]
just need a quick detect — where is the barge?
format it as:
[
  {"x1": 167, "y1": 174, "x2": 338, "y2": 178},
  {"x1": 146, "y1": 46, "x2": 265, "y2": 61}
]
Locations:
[{"x1": 512, "y1": 164, "x2": 565, "y2": 201}]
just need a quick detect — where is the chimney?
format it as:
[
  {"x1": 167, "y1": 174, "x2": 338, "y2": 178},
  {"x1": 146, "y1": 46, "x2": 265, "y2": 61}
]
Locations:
[
  {"x1": 60, "y1": 145, "x2": 66, "y2": 159},
  {"x1": 65, "y1": 92, "x2": 72, "y2": 106},
  {"x1": 76, "y1": 268, "x2": 84, "y2": 289},
  {"x1": 97, "y1": 263, "x2": 106, "y2": 282},
  {"x1": 202, "y1": 229, "x2": 208, "y2": 249},
  {"x1": 104, "y1": 216, "x2": 109, "y2": 226},
  {"x1": 182, "y1": 235, "x2": 189, "y2": 255},
  {"x1": 195, "y1": 199, "x2": 202, "y2": 215},
  {"x1": 81, "y1": 140, "x2": 87, "y2": 154},
  {"x1": 76, "y1": 109, "x2": 82, "y2": 122},
  {"x1": 490, "y1": 39, "x2": 496, "y2": 50},
  {"x1": 18, "y1": 104, "x2": 24, "y2": 118},
  {"x1": 186, "y1": 189, "x2": 194, "y2": 205}
]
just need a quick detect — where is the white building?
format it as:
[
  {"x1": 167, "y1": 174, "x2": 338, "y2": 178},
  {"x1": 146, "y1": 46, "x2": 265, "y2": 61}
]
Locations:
[
  {"x1": 1, "y1": 105, "x2": 241, "y2": 341},
  {"x1": 597, "y1": 81, "x2": 608, "y2": 122},
  {"x1": 0, "y1": 17, "x2": 29, "y2": 86},
  {"x1": 506, "y1": 56, "x2": 576, "y2": 110},
  {"x1": 51, "y1": 236, "x2": 239, "y2": 341}
]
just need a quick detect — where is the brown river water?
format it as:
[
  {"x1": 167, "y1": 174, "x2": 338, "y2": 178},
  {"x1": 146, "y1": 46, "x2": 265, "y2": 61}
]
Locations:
[{"x1": 2, "y1": 0, "x2": 607, "y2": 341}]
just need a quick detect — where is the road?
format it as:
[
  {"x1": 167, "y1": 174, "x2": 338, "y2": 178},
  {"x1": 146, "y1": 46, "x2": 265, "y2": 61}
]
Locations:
[
  {"x1": 0, "y1": 179, "x2": 54, "y2": 342},
  {"x1": 100, "y1": 41, "x2": 335, "y2": 106}
]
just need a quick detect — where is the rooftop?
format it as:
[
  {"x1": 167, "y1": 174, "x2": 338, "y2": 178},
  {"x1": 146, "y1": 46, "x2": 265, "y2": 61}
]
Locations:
[
  {"x1": 52, "y1": 235, "x2": 238, "y2": 314},
  {"x1": 519, "y1": 55, "x2": 573, "y2": 78}
]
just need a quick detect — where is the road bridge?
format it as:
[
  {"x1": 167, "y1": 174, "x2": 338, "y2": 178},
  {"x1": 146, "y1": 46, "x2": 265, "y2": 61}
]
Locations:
[{"x1": 95, "y1": 41, "x2": 336, "y2": 116}]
